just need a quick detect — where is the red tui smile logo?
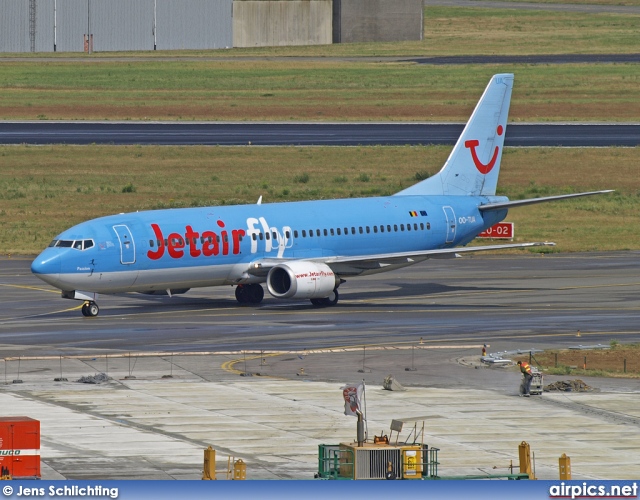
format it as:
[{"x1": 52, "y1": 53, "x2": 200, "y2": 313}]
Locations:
[{"x1": 464, "y1": 125, "x2": 504, "y2": 174}]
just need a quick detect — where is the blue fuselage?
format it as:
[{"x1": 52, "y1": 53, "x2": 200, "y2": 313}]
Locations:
[{"x1": 31, "y1": 195, "x2": 505, "y2": 294}]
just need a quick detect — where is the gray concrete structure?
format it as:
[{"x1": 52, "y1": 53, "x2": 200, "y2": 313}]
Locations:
[
  {"x1": 0, "y1": 0, "x2": 232, "y2": 53},
  {"x1": 333, "y1": 0, "x2": 423, "y2": 43},
  {"x1": 156, "y1": 0, "x2": 233, "y2": 50},
  {"x1": 0, "y1": 0, "x2": 55, "y2": 52},
  {"x1": 233, "y1": 0, "x2": 332, "y2": 47},
  {"x1": 1, "y1": 0, "x2": 425, "y2": 52}
]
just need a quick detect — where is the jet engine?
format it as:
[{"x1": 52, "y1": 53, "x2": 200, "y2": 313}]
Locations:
[{"x1": 267, "y1": 261, "x2": 338, "y2": 299}]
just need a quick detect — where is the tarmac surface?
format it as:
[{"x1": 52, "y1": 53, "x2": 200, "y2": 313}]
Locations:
[{"x1": 1, "y1": 252, "x2": 640, "y2": 480}]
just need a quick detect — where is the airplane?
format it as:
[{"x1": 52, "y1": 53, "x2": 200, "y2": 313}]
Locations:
[{"x1": 31, "y1": 74, "x2": 612, "y2": 317}]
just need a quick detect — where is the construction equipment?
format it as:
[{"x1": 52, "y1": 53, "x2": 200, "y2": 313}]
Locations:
[
  {"x1": 317, "y1": 419, "x2": 529, "y2": 480},
  {"x1": 520, "y1": 367, "x2": 543, "y2": 396},
  {"x1": 202, "y1": 446, "x2": 246, "y2": 480}
]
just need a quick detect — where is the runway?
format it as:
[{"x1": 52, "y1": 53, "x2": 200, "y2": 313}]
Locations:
[
  {"x1": 1, "y1": 122, "x2": 639, "y2": 147},
  {"x1": 3, "y1": 252, "x2": 640, "y2": 358},
  {"x1": 2, "y1": 252, "x2": 640, "y2": 480}
]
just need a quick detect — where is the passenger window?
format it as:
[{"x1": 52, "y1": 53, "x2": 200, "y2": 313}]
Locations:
[
  {"x1": 337, "y1": 228, "x2": 341, "y2": 235},
  {"x1": 427, "y1": 222, "x2": 431, "y2": 230},
  {"x1": 302, "y1": 230, "x2": 306, "y2": 237},
  {"x1": 366, "y1": 227, "x2": 370, "y2": 234},
  {"x1": 414, "y1": 224, "x2": 418, "y2": 230},
  {"x1": 294, "y1": 230, "x2": 298, "y2": 238},
  {"x1": 149, "y1": 240, "x2": 154, "y2": 248},
  {"x1": 252, "y1": 234, "x2": 257, "y2": 241},
  {"x1": 352, "y1": 227, "x2": 356, "y2": 234},
  {"x1": 330, "y1": 228, "x2": 334, "y2": 236},
  {"x1": 394, "y1": 225, "x2": 398, "y2": 232},
  {"x1": 309, "y1": 230, "x2": 314, "y2": 237},
  {"x1": 285, "y1": 230, "x2": 290, "y2": 239},
  {"x1": 373, "y1": 226, "x2": 378, "y2": 233},
  {"x1": 259, "y1": 233, "x2": 264, "y2": 240},
  {"x1": 400, "y1": 224, "x2": 405, "y2": 231},
  {"x1": 324, "y1": 229, "x2": 328, "y2": 236},
  {"x1": 407, "y1": 224, "x2": 411, "y2": 231},
  {"x1": 380, "y1": 225, "x2": 384, "y2": 233}
]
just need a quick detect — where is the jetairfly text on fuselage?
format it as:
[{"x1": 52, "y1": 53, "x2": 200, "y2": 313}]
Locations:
[{"x1": 147, "y1": 217, "x2": 291, "y2": 260}]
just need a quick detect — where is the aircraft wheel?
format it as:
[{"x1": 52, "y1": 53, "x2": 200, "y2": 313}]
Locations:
[
  {"x1": 311, "y1": 289, "x2": 339, "y2": 307},
  {"x1": 81, "y1": 303, "x2": 89, "y2": 316},
  {"x1": 321, "y1": 289, "x2": 339, "y2": 306},
  {"x1": 235, "y1": 285, "x2": 248, "y2": 304},
  {"x1": 87, "y1": 302, "x2": 99, "y2": 317},
  {"x1": 248, "y1": 284, "x2": 264, "y2": 304}
]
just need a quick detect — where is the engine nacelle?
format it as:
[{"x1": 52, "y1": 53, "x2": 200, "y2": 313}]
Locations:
[{"x1": 267, "y1": 261, "x2": 338, "y2": 300}]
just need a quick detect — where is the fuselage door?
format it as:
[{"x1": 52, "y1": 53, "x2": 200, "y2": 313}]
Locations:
[
  {"x1": 443, "y1": 206, "x2": 456, "y2": 244},
  {"x1": 113, "y1": 224, "x2": 136, "y2": 264}
]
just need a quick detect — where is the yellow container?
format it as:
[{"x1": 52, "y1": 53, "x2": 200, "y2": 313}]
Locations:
[{"x1": 233, "y1": 459, "x2": 247, "y2": 480}]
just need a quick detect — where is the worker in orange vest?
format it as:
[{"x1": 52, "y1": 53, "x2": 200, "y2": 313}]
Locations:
[{"x1": 517, "y1": 360, "x2": 533, "y2": 397}]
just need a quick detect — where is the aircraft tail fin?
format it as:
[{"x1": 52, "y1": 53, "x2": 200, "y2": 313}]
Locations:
[{"x1": 395, "y1": 73, "x2": 514, "y2": 197}]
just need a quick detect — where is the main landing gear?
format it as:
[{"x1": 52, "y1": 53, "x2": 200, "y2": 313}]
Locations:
[
  {"x1": 81, "y1": 301, "x2": 99, "y2": 317},
  {"x1": 235, "y1": 284, "x2": 265, "y2": 304},
  {"x1": 310, "y1": 288, "x2": 339, "y2": 307}
]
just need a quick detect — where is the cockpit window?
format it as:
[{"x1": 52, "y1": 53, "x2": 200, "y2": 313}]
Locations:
[{"x1": 48, "y1": 239, "x2": 95, "y2": 251}]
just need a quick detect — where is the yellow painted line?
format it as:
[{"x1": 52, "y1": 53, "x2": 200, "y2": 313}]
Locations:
[
  {"x1": 558, "y1": 282, "x2": 640, "y2": 291},
  {"x1": 219, "y1": 341, "x2": 489, "y2": 376},
  {"x1": 0, "y1": 283, "x2": 60, "y2": 294},
  {"x1": 221, "y1": 352, "x2": 282, "y2": 376},
  {"x1": 0, "y1": 304, "x2": 84, "y2": 323}
]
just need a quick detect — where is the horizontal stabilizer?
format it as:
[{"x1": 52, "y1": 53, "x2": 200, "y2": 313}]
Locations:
[{"x1": 479, "y1": 190, "x2": 614, "y2": 212}]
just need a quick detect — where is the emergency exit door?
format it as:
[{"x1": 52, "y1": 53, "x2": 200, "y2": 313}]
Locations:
[{"x1": 443, "y1": 206, "x2": 456, "y2": 243}]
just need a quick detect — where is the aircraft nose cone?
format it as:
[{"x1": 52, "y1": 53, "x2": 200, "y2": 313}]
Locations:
[{"x1": 31, "y1": 250, "x2": 61, "y2": 282}]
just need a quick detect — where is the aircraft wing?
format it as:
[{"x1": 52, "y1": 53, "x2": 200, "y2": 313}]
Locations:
[
  {"x1": 246, "y1": 241, "x2": 554, "y2": 277},
  {"x1": 479, "y1": 190, "x2": 614, "y2": 212}
]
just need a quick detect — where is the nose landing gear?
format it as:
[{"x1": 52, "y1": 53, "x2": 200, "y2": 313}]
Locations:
[{"x1": 81, "y1": 301, "x2": 99, "y2": 317}]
